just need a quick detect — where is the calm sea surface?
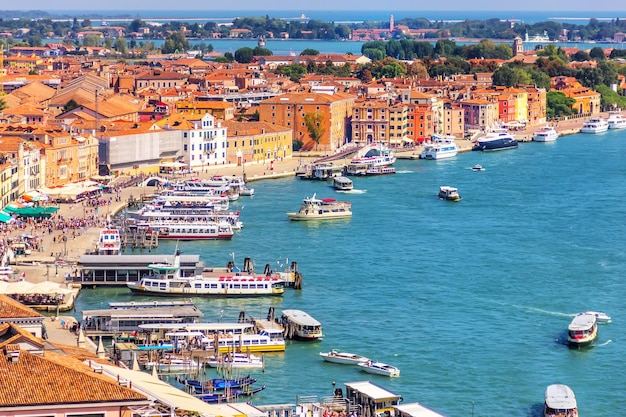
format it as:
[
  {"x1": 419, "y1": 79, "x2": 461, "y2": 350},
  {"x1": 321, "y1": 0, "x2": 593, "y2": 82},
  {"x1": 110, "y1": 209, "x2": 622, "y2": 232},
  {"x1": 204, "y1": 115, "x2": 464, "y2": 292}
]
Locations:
[{"x1": 73, "y1": 130, "x2": 626, "y2": 416}]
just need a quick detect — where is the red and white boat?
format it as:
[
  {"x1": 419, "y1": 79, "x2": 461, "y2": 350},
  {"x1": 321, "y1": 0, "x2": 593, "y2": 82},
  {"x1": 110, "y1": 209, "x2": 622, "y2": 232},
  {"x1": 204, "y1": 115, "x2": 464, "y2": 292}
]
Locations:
[{"x1": 142, "y1": 220, "x2": 234, "y2": 240}]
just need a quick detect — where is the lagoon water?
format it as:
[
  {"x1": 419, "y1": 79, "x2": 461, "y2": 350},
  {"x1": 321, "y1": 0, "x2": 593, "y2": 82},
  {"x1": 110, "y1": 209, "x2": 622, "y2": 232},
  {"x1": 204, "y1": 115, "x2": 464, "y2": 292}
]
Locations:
[{"x1": 74, "y1": 130, "x2": 626, "y2": 416}]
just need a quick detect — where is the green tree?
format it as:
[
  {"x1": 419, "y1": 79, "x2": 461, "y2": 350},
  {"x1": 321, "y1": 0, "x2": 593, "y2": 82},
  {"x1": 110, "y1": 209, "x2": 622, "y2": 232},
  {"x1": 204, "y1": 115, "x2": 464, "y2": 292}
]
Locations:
[
  {"x1": 114, "y1": 37, "x2": 128, "y2": 55},
  {"x1": 162, "y1": 31, "x2": 189, "y2": 54},
  {"x1": 0, "y1": 97, "x2": 6, "y2": 111},
  {"x1": 304, "y1": 112, "x2": 325, "y2": 150},
  {"x1": 129, "y1": 19, "x2": 144, "y2": 33},
  {"x1": 214, "y1": 56, "x2": 231, "y2": 63},
  {"x1": 81, "y1": 19, "x2": 92, "y2": 28},
  {"x1": 252, "y1": 46, "x2": 273, "y2": 56},
  {"x1": 82, "y1": 35, "x2": 101, "y2": 47},
  {"x1": 278, "y1": 63, "x2": 307, "y2": 82},
  {"x1": 234, "y1": 47, "x2": 254, "y2": 63},
  {"x1": 589, "y1": 46, "x2": 606, "y2": 61},
  {"x1": 546, "y1": 91, "x2": 575, "y2": 119},
  {"x1": 300, "y1": 48, "x2": 320, "y2": 56},
  {"x1": 63, "y1": 99, "x2": 79, "y2": 113},
  {"x1": 595, "y1": 84, "x2": 626, "y2": 109}
]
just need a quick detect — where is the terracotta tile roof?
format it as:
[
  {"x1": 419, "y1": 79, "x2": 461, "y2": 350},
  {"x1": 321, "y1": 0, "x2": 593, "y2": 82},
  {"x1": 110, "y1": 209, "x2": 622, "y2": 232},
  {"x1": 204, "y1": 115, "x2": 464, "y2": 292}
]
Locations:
[
  {"x1": 0, "y1": 348, "x2": 148, "y2": 407},
  {"x1": 0, "y1": 294, "x2": 42, "y2": 319},
  {"x1": 0, "y1": 323, "x2": 44, "y2": 350}
]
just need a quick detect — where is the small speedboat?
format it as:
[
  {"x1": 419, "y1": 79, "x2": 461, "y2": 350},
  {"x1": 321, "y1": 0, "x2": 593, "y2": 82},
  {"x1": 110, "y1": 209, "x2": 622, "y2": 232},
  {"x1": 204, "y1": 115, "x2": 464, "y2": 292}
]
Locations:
[
  {"x1": 471, "y1": 164, "x2": 484, "y2": 171},
  {"x1": 358, "y1": 360, "x2": 400, "y2": 377},
  {"x1": 320, "y1": 350, "x2": 369, "y2": 365},
  {"x1": 578, "y1": 310, "x2": 611, "y2": 324}
]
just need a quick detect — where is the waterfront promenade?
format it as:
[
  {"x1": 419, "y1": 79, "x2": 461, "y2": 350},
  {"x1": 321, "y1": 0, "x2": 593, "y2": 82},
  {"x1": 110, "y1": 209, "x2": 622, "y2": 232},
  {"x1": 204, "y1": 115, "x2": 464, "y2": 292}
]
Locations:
[{"x1": 2, "y1": 110, "x2": 614, "y2": 288}]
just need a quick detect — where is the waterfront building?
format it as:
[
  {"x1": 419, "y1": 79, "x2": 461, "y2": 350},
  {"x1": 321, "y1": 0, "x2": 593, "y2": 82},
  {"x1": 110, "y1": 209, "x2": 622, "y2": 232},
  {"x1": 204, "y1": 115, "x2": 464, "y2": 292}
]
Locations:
[
  {"x1": 157, "y1": 112, "x2": 229, "y2": 171},
  {"x1": 222, "y1": 119, "x2": 293, "y2": 165},
  {"x1": 551, "y1": 76, "x2": 601, "y2": 115},
  {"x1": 524, "y1": 84, "x2": 548, "y2": 125},
  {"x1": 401, "y1": 90, "x2": 442, "y2": 136},
  {"x1": 459, "y1": 99, "x2": 498, "y2": 131},
  {"x1": 441, "y1": 101, "x2": 465, "y2": 138},
  {"x1": 351, "y1": 100, "x2": 390, "y2": 144},
  {"x1": 259, "y1": 92, "x2": 356, "y2": 151}
]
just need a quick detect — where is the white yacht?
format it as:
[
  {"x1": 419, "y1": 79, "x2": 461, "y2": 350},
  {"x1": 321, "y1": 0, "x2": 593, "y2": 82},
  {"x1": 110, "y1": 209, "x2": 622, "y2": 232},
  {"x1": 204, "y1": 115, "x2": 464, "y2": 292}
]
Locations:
[
  {"x1": 532, "y1": 126, "x2": 559, "y2": 142},
  {"x1": 420, "y1": 135, "x2": 459, "y2": 160},
  {"x1": 607, "y1": 112, "x2": 626, "y2": 129},
  {"x1": 580, "y1": 118, "x2": 608, "y2": 134}
]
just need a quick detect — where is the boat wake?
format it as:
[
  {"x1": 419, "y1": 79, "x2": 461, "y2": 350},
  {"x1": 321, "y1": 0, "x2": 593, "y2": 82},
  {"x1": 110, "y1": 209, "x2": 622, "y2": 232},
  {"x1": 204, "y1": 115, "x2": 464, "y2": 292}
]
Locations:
[
  {"x1": 342, "y1": 189, "x2": 367, "y2": 194},
  {"x1": 597, "y1": 339, "x2": 613, "y2": 347},
  {"x1": 512, "y1": 305, "x2": 576, "y2": 318},
  {"x1": 395, "y1": 170, "x2": 413, "y2": 174}
]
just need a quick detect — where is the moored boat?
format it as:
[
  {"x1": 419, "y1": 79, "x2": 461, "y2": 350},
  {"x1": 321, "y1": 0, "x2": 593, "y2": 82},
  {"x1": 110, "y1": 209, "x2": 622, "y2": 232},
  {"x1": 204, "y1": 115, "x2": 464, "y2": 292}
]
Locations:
[
  {"x1": 333, "y1": 176, "x2": 354, "y2": 191},
  {"x1": 544, "y1": 384, "x2": 578, "y2": 417},
  {"x1": 358, "y1": 360, "x2": 400, "y2": 377},
  {"x1": 567, "y1": 312, "x2": 597, "y2": 348},
  {"x1": 438, "y1": 186, "x2": 461, "y2": 201},
  {"x1": 532, "y1": 126, "x2": 559, "y2": 142},
  {"x1": 476, "y1": 127, "x2": 518, "y2": 151},
  {"x1": 420, "y1": 135, "x2": 459, "y2": 160},
  {"x1": 287, "y1": 194, "x2": 352, "y2": 221},
  {"x1": 365, "y1": 165, "x2": 396, "y2": 175},
  {"x1": 281, "y1": 309, "x2": 323, "y2": 340},
  {"x1": 319, "y1": 349, "x2": 369, "y2": 365},
  {"x1": 607, "y1": 111, "x2": 626, "y2": 129},
  {"x1": 127, "y1": 250, "x2": 285, "y2": 297},
  {"x1": 142, "y1": 220, "x2": 234, "y2": 240},
  {"x1": 205, "y1": 352, "x2": 264, "y2": 369},
  {"x1": 577, "y1": 310, "x2": 611, "y2": 324},
  {"x1": 580, "y1": 118, "x2": 608, "y2": 134},
  {"x1": 350, "y1": 143, "x2": 396, "y2": 167}
]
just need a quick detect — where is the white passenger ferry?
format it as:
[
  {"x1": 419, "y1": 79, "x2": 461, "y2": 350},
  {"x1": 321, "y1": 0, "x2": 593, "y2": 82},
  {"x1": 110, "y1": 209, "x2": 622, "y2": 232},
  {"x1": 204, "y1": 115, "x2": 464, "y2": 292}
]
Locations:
[
  {"x1": 281, "y1": 309, "x2": 323, "y2": 340},
  {"x1": 141, "y1": 219, "x2": 234, "y2": 240},
  {"x1": 184, "y1": 322, "x2": 286, "y2": 352},
  {"x1": 287, "y1": 194, "x2": 352, "y2": 221},
  {"x1": 127, "y1": 250, "x2": 285, "y2": 297}
]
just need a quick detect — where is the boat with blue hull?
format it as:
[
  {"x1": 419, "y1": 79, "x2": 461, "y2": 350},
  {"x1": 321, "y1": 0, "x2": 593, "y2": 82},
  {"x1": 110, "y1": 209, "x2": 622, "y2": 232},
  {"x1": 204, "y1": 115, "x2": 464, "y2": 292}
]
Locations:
[{"x1": 476, "y1": 127, "x2": 518, "y2": 151}]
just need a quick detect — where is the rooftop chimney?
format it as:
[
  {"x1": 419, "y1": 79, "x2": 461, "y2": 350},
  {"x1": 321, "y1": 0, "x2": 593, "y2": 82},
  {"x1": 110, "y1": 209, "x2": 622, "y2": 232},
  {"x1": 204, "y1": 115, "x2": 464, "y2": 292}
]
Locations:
[{"x1": 6, "y1": 345, "x2": 21, "y2": 363}]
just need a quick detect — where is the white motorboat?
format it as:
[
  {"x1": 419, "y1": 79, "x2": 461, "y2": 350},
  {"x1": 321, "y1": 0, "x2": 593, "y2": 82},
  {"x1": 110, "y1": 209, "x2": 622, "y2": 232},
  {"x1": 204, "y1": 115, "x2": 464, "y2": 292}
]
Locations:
[
  {"x1": 578, "y1": 310, "x2": 611, "y2": 324},
  {"x1": 333, "y1": 176, "x2": 354, "y2": 191},
  {"x1": 532, "y1": 126, "x2": 559, "y2": 142},
  {"x1": 567, "y1": 313, "x2": 597, "y2": 348},
  {"x1": 439, "y1": 186, "x2": 461, "y2": 201},
  {"x1": 281, "y1": 309, "x2": 323, "y2": 340},
  {"x1": 420, "y1": 135, "x2": 459, "y2": 160},
  {"x1": 471, "y1": 164, "x2": 485, "y2": 171},
  {"x1": 544, "y1": 384, "x2": 578, "y2": 417},
  {"x1": 319, "y1": 350, "x2": 369, "y2": 365},
  {"x1": 580, "y1": 118, "x2": 608, "y2": 134},
  {"x1": 607, "y1": 112, "x2": 626, "y2": 129},
  {"x1": 287, "y1": 194, "x2": 352, "y2": 221},
  {"x1": 146, "y1": 356, "x2": 200, "y2": 372},
  {"x1": 358, "y1": 360, "x2": 400, "y2": 377},
  {"x1": 205, "y1": 352, "x2": 264, "y2": 369}
]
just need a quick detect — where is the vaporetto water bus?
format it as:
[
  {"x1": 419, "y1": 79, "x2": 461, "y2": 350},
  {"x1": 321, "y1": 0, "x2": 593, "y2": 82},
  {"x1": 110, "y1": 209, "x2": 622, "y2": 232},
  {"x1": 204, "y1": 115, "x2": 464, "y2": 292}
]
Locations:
[{"x1": 127, "y1": 250, "x2": 286, "y2": 297}]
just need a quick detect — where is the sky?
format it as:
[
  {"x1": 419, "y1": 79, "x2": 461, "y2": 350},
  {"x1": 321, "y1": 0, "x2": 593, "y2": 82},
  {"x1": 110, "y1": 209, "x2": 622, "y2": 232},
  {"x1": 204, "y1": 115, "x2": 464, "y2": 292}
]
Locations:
[{"x1": 7, "y1": 1, "x2": 623, "y2": 12}]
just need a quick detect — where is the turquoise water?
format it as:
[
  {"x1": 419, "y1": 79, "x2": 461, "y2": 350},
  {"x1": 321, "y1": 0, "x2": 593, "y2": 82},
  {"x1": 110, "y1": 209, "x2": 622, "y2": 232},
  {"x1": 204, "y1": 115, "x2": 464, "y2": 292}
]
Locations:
[{"x1": 74, "y1": 130, "x2": 626, "y2": 416}]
